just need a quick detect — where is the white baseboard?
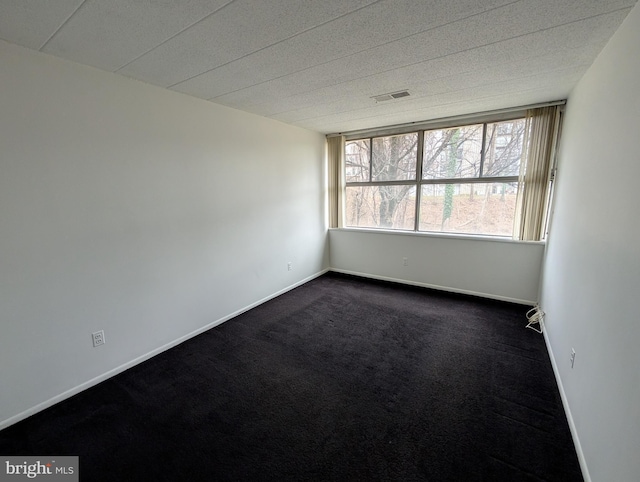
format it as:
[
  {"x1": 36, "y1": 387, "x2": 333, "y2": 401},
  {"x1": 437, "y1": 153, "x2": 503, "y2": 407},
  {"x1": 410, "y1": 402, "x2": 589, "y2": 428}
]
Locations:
[
  {"x1": 329, "y1": 268, "x2": 536, "y2": 306},
  {"x1": 0, "y1": 269, "x2": 329, "y2": 431},
  {"x1": 541, "y1": 323, "x2": 591, "y2": 482}
]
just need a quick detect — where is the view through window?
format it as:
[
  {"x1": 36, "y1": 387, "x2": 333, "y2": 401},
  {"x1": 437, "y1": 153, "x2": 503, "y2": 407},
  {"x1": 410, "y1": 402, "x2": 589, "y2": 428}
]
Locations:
[{"x1": 345, "y1": 118, "x2": 527, "y2": 237}]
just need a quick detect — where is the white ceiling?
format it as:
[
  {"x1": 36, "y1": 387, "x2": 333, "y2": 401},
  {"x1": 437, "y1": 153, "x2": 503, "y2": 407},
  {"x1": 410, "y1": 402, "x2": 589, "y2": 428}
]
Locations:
[{"x1": 0, "y1": 0, "x2": 636, "y2": 134}]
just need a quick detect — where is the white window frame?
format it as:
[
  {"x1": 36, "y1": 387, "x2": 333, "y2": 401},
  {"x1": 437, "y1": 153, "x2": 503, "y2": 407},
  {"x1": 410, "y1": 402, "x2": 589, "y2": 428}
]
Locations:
[{"x1": 344, "y1": 111, "x2": 527, "y2": 236}]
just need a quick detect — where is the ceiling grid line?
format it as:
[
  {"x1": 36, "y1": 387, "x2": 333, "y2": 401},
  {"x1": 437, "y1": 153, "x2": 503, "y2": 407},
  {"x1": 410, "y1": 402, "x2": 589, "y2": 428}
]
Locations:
[
  {"x1": 167, "y1": 0, "x2": 387, "y2": 89},
  {"x1": 0, "y1": 0, "x2": 635, "y2": 133},
  {"x1": 114, "y1": 0, "x2": 238, "y2": 73},
  {"x1": 208, "y1": 0, "x2": 524, "y2": 100},
  {"x1": 264, "y1": 7, "x2": 631, "y2": 118},
  {"x1": 38, "y1": 0, "x2": 88, "y2": 51}
]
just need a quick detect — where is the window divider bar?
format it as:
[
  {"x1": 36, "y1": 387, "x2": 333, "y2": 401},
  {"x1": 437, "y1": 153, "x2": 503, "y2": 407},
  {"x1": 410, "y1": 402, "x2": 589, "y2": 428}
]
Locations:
[
  {"x1": 344, "y1": 116, "x2": 529, "y2": 235},
  {"x1": 367, "y1": 138, "x2": 373, "y2": 182},
  {"x1": 414, "y1": 131, "x2": 425, "y2": 231},
  {"x1": 347, "y1": 176, "x2": 518, "y2": 188},
  {"x1": 346, "y1": 180, "x2": 418, "y2": 187},
  {"x1": 479, "y1": 123, "x2": 487, "y2": 177},
  {"x1": 419, "y1": 175, "x2": 519, "y2": 185}
]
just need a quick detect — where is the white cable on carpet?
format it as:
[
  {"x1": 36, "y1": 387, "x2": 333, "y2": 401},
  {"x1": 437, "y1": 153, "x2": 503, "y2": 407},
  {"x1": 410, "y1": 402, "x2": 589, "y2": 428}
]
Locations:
[{"x1": 525, "y1": 305, "x2": 544, "y2": 334}]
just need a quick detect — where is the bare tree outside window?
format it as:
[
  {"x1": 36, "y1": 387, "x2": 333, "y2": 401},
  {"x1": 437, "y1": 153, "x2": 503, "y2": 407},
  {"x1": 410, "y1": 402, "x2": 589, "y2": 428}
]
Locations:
[
  {"x1": 346, "y1": 133, "x2": 417, "y2": 229},
  {"x1": 345, "y1": 118, "x2": 528, "y2": 236}
]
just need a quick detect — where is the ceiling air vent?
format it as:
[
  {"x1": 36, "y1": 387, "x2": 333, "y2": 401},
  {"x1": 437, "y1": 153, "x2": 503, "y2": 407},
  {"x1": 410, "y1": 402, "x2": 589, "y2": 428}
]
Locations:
[{"x1": 371, "y1": 90, "x2": 410, "y2": 103}]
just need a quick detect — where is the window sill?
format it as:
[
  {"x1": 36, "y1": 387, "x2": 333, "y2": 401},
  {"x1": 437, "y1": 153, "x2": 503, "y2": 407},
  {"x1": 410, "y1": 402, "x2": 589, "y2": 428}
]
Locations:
[{"x1": 329, "y1": 227, "x2": 545, "y2": 245}]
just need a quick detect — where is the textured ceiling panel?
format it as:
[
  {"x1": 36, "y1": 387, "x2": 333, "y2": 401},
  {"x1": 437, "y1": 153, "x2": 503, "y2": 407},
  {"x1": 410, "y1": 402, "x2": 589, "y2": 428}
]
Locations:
[
  {"x1": 118, "y1": 0, "x2": 378, "y2": 87},
  {"x1": 171, "y1": 0, "x2": 515, "y2": 98},
  {"x1": 275, "y1": 64, "x2": 586, "y2": 123},
  {"x1": 0, "y1": 0, "x2": 636, "y2": 133},
  {"x1": 0, "y1": 0, "x2": 84, "y2": 50},
  {"x1": 42, "y1": 0, "x2": 233, "y2": 71},
  {"x1": 299, "y1": 0, "x2": 630, "y2": 93},
  {"x1": 270, "y1": 58, "x2": 590, "y2": 125},
  {"x1": 228, "y1": 9, "x2": 626, "y2": 119},
  {"x1": 175, "y1": 1, "x2": 633, "y2": 129},
  {"x1": 295, "y1": 68, "x2": 585, "y2": 132}
]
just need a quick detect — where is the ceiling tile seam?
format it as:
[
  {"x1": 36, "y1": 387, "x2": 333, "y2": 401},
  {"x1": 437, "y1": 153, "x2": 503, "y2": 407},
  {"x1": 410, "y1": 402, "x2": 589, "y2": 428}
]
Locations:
[
  {"x1": 114, "y1": 0, "x2": 238, "y2": 74},
  {"x1": 263, "y1": 25, "x2": 603, "y2": 117},
  {"x1": 166, "y1": 0, "x2": 388, "y2": 89},
  {"x1": 264, "y1": 43, "x2": 590, "y2": 118},
  {"x1": 207, "y1": 0, "x2": 524, "y2": 101},
  {"x1": 213, "y1": 5, "x2": 630, "y2": 104},
  {"x1": 237, "y1": 6, "x2": 632, "y2": 111},
  {"x1": 286, "y1": 63, "x2": 589, "y2": 124},
  {"x1": 38, "y1": 0, "x2": 88, "y2": 51}
]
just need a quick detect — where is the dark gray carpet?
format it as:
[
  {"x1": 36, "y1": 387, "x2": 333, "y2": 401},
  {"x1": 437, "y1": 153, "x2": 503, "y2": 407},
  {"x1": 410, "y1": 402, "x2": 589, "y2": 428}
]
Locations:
[{"x1": 0, "y1": 272, "x2": 583, "y2": 481}]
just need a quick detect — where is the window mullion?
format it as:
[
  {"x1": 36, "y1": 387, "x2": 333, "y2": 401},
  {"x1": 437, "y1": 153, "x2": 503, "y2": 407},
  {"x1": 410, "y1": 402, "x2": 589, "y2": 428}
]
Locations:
[
  {"x1": 368, "y1": 137, "x2": 373, "y2": 182},
  {"x1": 413, "y1": 131, "x2": 424, "y2": 231},
  {"x1": 346, "y1": 180, "x2": 417, "y2": 187},
  {"x1": 479, "y1": 123, "x2": 487, "y2": 177},
  {"x1": 418, "y1": 175, "x2": 518, "y2": 185},
  {"x1": 343, "y1": 115, "x2": 531, "y2": 236}
]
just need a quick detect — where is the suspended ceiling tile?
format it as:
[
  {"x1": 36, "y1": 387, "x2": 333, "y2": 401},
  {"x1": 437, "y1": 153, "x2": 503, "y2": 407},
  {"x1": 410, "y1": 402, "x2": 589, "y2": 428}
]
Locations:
[
  {"x1": 41, "y1": 0, "x2": 233, "y2": 72},
  {"x1": 266, "y1": 58, "x2": 589, "y2": 124},
  {"x1": 271, "y1": 62, "x2": 587, "y2": 127},
  {"x1": 119, "y1": 0, "x2": 378, "y2": 88},
  {"x1": 0, "y1": 0, "x2": 85, "y2": 50},
  {"x1": 171, "y1": 0, "x2": 515, "y2": 99},
  {"x1": 289, "y1": 68, "x2": 584, "y2": 133},
  {"x1": 199, "y1": 1, "x2": 631, "y2": 111},
  {"x1": 209, "y1": 5, "x2": 628, "y2": 128},
  {"x1": 0, "y1": 0, "x2": 636, "y2": 133},
  {"x1": 256, "y1": 10, "x2": 625, "y2": 119}
]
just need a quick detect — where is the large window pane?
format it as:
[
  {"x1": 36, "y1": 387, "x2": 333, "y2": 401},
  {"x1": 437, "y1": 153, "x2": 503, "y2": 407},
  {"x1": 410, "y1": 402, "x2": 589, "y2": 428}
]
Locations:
[
  {"x1": 483, "y1": 119, "x2": 527, "y2": 177},
  {"x1": 419, "y1": 182, "x2": 518, "y2": 236},
  {"x1": 371, "y1": 133, "x2": 417, "y2": 181},
  {"x1": 346, "y1": 185, "x2": 416, "y2": 230},
  {"x1": 345, "y1": 139, "x2": 370, "y2": 182},
  {"x1": 423, "y1": 125, "x2": 483, "y2": 180}
]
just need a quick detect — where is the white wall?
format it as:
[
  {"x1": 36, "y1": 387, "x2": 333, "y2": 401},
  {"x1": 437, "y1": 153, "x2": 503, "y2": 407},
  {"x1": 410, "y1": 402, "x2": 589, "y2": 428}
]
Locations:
[
  {"x1": 540, "y1": 4, "x2": 640, "y2": 481},
  {"x1": 330, "y1": 229, "x2": 544, "y2": 304},
  {"x1": 0, "y1": 41, "x2": 327, "y2": 428}
]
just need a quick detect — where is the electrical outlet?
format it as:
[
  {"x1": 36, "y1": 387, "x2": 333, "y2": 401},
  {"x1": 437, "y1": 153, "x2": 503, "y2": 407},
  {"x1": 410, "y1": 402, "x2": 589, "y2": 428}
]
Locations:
[
  {"x1": 92, "y1": 330, "x2": 105, "y2": 347},
  {"x1": 402, "y1": 257, "x2": 408, "y2": 266},
  {"x1": 287, "y1": 261, "x2": 292, "y2": 271},
  {"x1": 570, "y1": 348, "x2": 576, "y2": 368}
]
